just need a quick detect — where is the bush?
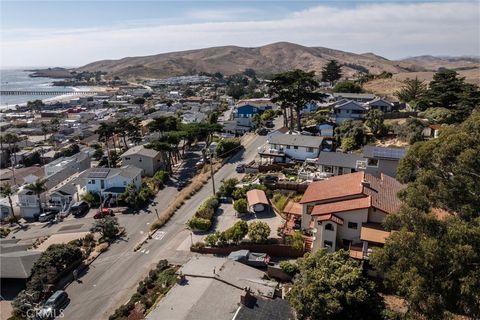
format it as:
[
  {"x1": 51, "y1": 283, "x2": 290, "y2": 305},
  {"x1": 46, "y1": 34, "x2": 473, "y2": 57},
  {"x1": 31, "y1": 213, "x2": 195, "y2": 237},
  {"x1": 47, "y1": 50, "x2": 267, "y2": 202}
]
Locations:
[
  {"x1": 191, "y1": 241, "x2": 205, "y2": 249},
  {"x1": 248, "y1": 221, "x2": 271, "y2": 243},
  {"x1": 272, "y1": 192, "x2": 290, "y2": 211},
  {"x1": 279, "y1": 260, "x2": 299, "y2": 276},
  {"x1": 233, "y1": 198, "x2": 249, "y2": 214},
  {"x1": 188, "y1": 217, "x2": 212, "y2": 231},
  {"x1": 287, "y1": 231, "x2": 305, "y2": 251},
  {"x1": 81, "y1": 191, "x2": 101, "y2": 207},
  {"x1": 153, "y1": 170, "x2": 170, "y2": 186},
  {"x1": 333, "y1": 80, "x2": 363, "y2": 93},
  {"x1": 196, "y1": 196, "x2": 219, "y2": 219},
  {"x1": 204, "y1": 233, "x2": 219, "y2": 247},
  {"x1": 0, "y1": 227, "x2": 11, "y2": 238},
  {"x1": 216, "y1": 138, "x2": 242, "y2": 158},
  {"x1": 232, "y1": 184, "x2": 268, "y2": 200},
  {"x1": 216, "y1": 178, "x2": 239, "y2": 198},
  {"x1": 224, "y1": 221, "x2": 248, "y2": 244}
]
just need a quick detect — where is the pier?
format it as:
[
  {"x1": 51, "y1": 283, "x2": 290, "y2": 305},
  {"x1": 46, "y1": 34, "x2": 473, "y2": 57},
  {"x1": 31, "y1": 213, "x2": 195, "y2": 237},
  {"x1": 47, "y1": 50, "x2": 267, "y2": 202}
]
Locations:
[{"x1": 0, "y1": 90, "x2": 100, "y2": 96}]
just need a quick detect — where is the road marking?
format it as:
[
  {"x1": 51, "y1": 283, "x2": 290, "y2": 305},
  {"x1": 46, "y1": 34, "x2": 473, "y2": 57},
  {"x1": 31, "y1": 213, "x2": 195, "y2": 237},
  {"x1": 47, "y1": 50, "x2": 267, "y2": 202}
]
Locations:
[
  {"x1": 145, "y1": 250, "x2": 150, "y2": 255},
  {"x1": 141, "y1": 249, "x2": 145, "y2": 253},
  {"x1": 153, "y1": 231, "x2": 166, "y2": 241}
]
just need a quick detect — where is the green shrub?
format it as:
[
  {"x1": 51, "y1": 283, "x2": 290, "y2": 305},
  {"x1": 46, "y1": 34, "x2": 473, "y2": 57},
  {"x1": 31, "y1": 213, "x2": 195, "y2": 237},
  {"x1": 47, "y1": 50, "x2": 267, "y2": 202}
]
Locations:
[
  {"x1": 0, "y1": 227, "x2": 11, "y2": 238},
  {"x1": 216, "y1": 138, "x2": 242, "y2": 158},
  {"x1": 233, "y1": 198, "x2": 249, "y2": 214},
  {"x1": 188, "y1": 217, "x2": 212, "y2": 231},
  {"x1": 81, "y1": 191, "x2": 101, "y2": 207},
  {"x1": 191, "y1": 241, "x2": 205, "y2": 249},
  {"x1": 224, "y1": 220, "x2": 248, "y2": 244},
  {"x1": 279, "y1": 260, "x2": 299, "y2": 276},
  {"x1": 204, "y1": 233, "x2": 219, "y2": 247},
  {"x1": 287, "y1": 231, "x2": 305, "y2": 251},
  {"x1": 248, "y1": 221, "x2": 271, "y2": 243},
  {"x1": 232, "y1": 184, "x2": 268, "y2": 200},
  {"x1": 216, "y1": 178, "x2": 239, "y2": 198}
]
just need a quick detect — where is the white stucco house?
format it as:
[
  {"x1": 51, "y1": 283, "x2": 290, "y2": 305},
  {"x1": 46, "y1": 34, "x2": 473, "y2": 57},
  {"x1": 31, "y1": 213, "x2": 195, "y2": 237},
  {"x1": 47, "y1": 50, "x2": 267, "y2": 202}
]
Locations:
[{"x1": 258, "y1": 133, "x2": 324, "y2": 163}]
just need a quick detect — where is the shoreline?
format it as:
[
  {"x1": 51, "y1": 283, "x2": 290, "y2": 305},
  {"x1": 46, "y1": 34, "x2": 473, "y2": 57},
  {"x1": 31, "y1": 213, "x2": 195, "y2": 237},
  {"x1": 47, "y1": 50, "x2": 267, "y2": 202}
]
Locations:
[{"x1": 0, "y1": 86, "x2": 111, "y2": 111}]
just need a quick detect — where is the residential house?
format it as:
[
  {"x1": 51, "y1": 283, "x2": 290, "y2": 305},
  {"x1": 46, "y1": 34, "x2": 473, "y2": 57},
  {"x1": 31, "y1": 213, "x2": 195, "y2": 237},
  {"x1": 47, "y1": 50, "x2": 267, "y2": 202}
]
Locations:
[
  {"x1": 317, "y1": 151, "x2": 366, "y2": 176},
  {"x1": 121, "y1": 145, "x2": 165, "y2": 176},
  {"x1": 182, "y1": 112, "x2": 206, "y2": 124},
  {"x1": 317, "y1": 122, "x2": 335, "y2": 136},
  {"x1": 422, "y1": 124, "x2": 442, "y2": 139},
  {"x1": 17, "y1": 152, "x2": 90, "y2": 218},
  {"x1": 232, "y1": 104, "x2": 261, "y2": 129},
  {"x1": 259, "y1": 133, "x2": 324, "y2": 163},
  {"x1": 362, "y1": 145, "x2": 407, "y2": 178},
  {"x1": 332, "y1": 100, "x2": 368, "y2": 124},
  {"x1": 81, "y1": 165, "x2": 142, "y2": 202},
  {"x1": 364, "y1": 98, "x2": 394, "y2": 113},
  {"x1": 299, "y1": 171, "x2": 404, "y2": 258}
]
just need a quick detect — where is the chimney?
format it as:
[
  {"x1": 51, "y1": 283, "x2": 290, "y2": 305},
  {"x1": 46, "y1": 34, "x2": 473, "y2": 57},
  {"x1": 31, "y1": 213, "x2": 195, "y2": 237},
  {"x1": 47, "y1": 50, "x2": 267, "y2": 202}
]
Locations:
[
  {"x1": 361, "y1": 178, "x2": 370, "y2": 188},
  {"x1": 240, "y1": 287, "x2": 256, "y2": 307}
]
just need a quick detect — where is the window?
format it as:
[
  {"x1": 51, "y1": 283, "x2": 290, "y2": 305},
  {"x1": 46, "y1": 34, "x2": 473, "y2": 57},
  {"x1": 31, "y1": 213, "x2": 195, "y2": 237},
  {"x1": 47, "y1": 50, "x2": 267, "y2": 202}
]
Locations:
[
  {"x1": 338, "y1": 167, "x2": 344, "y2": 175},
  {"x1": 286, "y1": 145, "x2": 290, "y2": 149},
  {"x1": 123, "y1": 181, "x2": 127, "y2": 186},
  {"x1": 342, "y1": 239, "x2": 351, "y2": 247},
  {"x1": 138, "y1": 157, "x2": 142, "y2": 162},
  {"x1": 88, "y1": 179, "x2": 95, "y2": 184},
  {"x1": 100, "y1": 180, "x2": 105, "y2": 189},
  {"x1": 367, "y1": 158, "x2": 379, "y2": 167},
  {"x1": 307, "y1": 147, "x2": 314, "y2": 153},
  {"x1": 348, "y1": 222, "x2": 358, "y2": 229},
  {"x1": 324, "y1": 166, "x2": 333, "y2": 173},
  {"x1": 325, "y1": 223, "x2": 334, "y2": 231},
  {"x1": 324, "y1": 240, "x2": 333, "y2": 248},
  {"x1": 124, "y1": 157, "x2": 131, "y2": 160},
  {"x1": 293, "y1": 146, "x2": 298, "y2": 150}
]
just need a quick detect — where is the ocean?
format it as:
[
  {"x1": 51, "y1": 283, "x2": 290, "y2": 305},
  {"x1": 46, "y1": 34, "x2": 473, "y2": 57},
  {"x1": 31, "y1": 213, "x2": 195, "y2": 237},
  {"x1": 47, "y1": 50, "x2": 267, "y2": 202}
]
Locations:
[{"x1": 0, "y1": 69, "x2": 76, "y2": 108}]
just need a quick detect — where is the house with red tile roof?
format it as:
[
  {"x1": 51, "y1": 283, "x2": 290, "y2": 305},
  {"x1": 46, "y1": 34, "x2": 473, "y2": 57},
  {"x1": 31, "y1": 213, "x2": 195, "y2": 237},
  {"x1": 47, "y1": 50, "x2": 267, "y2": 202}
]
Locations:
[{"x1": 299, "y1": 171, "x2": 404, "y2": 256}]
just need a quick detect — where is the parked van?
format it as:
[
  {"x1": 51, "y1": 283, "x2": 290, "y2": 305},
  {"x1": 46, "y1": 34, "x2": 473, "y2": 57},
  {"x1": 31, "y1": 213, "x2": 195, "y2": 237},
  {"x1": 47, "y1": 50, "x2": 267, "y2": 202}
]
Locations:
[
  {"x1": 36, "y1": 290, "x2": 68, "y2": 319},
  {"x1": 70, "y1": 201, "x2": 90, "y2": 217}
]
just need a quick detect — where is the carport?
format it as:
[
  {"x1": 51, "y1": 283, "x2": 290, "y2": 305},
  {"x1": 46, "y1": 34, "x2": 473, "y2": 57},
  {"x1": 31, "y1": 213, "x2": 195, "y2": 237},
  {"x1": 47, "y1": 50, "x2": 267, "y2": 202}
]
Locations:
[{"x1": 246, "y1": 189, "x2": 270, "y2": 213}]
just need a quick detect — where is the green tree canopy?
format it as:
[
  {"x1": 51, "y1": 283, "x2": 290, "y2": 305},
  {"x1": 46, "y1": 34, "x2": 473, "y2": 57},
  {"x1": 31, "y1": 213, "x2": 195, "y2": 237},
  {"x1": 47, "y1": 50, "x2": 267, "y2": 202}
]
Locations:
[
  {"x1": 365, "y1": 109, "x2": 387, "y2": 138},
  {"x1": 248, "y1": 221, "x2": 270, "y2": 243},
  {"x1": 268, "y1": 69, "x2": 325, "y2": 131},
  {"x1": 394, "y1": 77, "x2": 427, "y2": 108},
  {"x1": 91, "y1": 216, "x2": 120, "y2": 240},
  {"x1": 335, "y1": 120, "x2": 367, "y2": 151},
  {"x1": 332, "y1": 80, "x2": 363, "y2": 93},
  {"x1": 233, "y1": 198, "x2": 248, "y2": 214},
  {"x1": 287, "y1": 249, "x2": 384, "y2": 320},
  {"x1": 321, "y1": 60, "x2": 342, "y2": 85},
  {"x1": 224, "y1": 220, "x2": 248, "y2": 244}
]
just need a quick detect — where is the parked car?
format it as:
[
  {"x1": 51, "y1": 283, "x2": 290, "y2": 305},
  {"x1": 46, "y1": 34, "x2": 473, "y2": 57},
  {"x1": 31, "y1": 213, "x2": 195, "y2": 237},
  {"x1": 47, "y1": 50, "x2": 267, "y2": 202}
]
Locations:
[
  {"x1": 70, "y1": 201, "x2": 90, "y2": 217},
  {"x1": 38, "y1": 211, "x2": 57, "y2": 222},
  {"x1": 235, "y1": 163, "x2": 246, "y2": 173},
  {"x1": 36, "y1": 290, "x2": 69, "y2": 319},
  {"x1": 256, "y1": 128, "x2": 269, "y2": 136},
  {"x1": 176, "y1": 180, "x2": 188, "y2": 191},
  {"x1": 265, "y1": 121, "x2": 275, "y2": 128},
  {"x1": 93, "y1": 208, "x2": 114, "y2": 219},
  {"x1": 227, "y1": 250, "x2": 271, "y2": 267},
  {"x1": 261, "y1": 175, "x2": 279, "y2": 184}
]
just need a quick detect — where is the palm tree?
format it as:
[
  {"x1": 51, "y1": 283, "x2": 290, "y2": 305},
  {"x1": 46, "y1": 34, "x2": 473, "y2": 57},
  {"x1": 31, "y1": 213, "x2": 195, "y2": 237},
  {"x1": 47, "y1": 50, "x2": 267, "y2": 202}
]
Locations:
[
  {"x1": 96, "y1": 123, "x2": 114, "y2": 168},
  {"x1": 0, "y1": 183, "x2": 15, "y2": 218},
  {"x1": 3, "y1": 133, "x2": 20, "y2": 185},
  {"x1": 25, "y1": 178, "x2": 48, "y2": 215}
]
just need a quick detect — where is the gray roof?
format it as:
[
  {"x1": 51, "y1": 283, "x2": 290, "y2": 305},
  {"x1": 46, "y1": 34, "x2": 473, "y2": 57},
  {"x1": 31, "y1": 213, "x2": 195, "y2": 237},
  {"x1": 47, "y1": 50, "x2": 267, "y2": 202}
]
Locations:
[
  {"x1": 269, "y1": 134, "x2": 323, "y2": 148},
  {"x1": 318, "y1": 151, "x2": 366, "y2": 169},
  {"x1": 333, "y1": 93, "x2": 376, "y2": 100},
  {"x1": 334, "y1": 100, "x2": 367, "y2": 110},
  {"x1": 363, "y1": 145, "x2": 407, "y2": 160},
  {"x1": 82, "y1": 165, "x2": 142, "y2": 181},
  {"x1": 235, "y1": 297, "x2": 294, "y2": 320},
  {"x1": 0, "y1": 251, "x2": 42, "y2": 279},
  {"x1": 121, "y1": 145, "x2": 160, "y2": 159}
]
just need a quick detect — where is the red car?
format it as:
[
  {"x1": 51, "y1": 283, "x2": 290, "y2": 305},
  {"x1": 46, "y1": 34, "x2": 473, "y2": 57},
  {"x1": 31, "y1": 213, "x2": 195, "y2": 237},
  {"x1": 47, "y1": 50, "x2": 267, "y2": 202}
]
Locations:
[{"x1": 94, "y1": 208, "x2": 114, "y2": 219}]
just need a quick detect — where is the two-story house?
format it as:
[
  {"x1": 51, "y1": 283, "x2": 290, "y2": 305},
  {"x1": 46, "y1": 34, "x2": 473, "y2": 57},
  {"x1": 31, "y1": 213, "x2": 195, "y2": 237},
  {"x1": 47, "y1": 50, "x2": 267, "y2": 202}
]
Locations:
[
  {"x1": 362, "y1": 145, "x2": 407, "y2": 178},
  {"x1": 259, "y1": 133, "x2": 324, "y2": 163},
  {"x1": 317, "y1": 151, "x2": 366, "y2": 176},
  {"x1": 231, "y1": 104, "x2": 261, "y2": 129},
  {"x1": 299, "y1": 171, "x2": 404, "y2": 258},
  {"x1": 120, "y1": 145, "x2": 166, "y2": 177},
  {"x1": 80, "y1": 165, "x2": 142, "y2": 202},
  {"x1": 332, "y1": 100, "x2": 368, "y2": 124}
]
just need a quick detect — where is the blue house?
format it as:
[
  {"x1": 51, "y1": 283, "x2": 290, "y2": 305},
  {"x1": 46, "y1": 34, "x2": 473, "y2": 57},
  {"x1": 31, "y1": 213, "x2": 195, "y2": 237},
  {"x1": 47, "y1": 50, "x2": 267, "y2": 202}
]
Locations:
[{"x1": 232, "y1": 104, "x2": 261, "y2": 128}]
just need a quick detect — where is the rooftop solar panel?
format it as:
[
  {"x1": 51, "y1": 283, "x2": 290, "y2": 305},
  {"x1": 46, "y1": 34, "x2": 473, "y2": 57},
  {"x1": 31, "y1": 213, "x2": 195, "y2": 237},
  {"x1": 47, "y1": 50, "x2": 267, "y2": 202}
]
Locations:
[
  {"x1": 373, "y1": 148, "x2": 406, "y2": 159},
  {"x1": 87, "y1": 168, "x2": 110, "y2": 178}
]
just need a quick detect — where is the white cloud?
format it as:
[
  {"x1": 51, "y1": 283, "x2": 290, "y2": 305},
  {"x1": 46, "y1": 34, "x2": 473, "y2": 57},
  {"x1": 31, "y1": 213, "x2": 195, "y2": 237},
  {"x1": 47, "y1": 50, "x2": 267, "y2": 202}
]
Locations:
[{"x1": 1, "y1": 2, "x2": 479, "y2": 67}]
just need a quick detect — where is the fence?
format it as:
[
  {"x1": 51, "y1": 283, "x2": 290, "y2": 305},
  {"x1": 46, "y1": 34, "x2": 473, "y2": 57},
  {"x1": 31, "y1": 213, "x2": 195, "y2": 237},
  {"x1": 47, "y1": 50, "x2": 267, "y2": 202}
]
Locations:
[
  {"x1": 274, "y1": 182, "x2": 309, "y2": 193},
  {"x1": 383, "y1": 111, "x2": 417, "y2": 119}
]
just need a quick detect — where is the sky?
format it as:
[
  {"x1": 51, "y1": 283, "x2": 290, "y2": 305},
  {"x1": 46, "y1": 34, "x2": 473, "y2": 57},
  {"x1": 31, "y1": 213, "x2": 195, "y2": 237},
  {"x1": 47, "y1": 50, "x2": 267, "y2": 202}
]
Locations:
[{"x1": 1, "y1": 0, "x2": 479, "y2": 67}]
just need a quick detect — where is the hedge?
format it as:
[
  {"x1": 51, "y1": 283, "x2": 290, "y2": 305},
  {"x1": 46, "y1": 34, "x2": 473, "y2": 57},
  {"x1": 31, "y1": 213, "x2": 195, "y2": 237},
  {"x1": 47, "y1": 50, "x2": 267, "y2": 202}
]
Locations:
[{"x1": 187, "y1": 217, "x2": 212, "y2": 231}]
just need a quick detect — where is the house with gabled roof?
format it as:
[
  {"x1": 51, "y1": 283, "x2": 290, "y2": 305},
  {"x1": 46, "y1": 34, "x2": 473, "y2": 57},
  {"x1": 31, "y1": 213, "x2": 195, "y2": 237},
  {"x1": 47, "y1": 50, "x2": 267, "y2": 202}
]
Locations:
[
  {"x1": 120, "y1": 145, "x2": 166, "y2": 176},
  {"x1": 332, "y1": 100, "x2": 368, "y2": 124},
  {"x1": 364, "y1": 97, "x2": 394, "y2": 113},
  {"x1": 299, "y1": 171, "x2": 404, "y2": 258}
]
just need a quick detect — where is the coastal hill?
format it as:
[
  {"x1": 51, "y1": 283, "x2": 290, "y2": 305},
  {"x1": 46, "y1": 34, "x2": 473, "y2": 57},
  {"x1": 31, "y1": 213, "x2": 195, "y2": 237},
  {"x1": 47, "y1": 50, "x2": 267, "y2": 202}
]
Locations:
[{"x1": 77, "y1": 42, "x2": 480, "y2": 80}]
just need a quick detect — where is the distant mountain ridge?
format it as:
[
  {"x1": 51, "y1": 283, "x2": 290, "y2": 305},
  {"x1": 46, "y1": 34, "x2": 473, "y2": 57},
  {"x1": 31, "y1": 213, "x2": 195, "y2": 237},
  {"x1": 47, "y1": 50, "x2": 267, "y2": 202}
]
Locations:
[{"x1": 77, "y1": 42, "x2": 480, "y2": 79}]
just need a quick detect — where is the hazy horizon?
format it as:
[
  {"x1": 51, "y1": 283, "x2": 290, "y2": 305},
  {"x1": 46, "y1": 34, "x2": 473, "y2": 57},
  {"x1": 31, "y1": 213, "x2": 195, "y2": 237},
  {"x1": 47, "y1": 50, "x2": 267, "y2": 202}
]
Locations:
[{"x1": 1, "y1": 1, "x2": 479, "y2": 67}]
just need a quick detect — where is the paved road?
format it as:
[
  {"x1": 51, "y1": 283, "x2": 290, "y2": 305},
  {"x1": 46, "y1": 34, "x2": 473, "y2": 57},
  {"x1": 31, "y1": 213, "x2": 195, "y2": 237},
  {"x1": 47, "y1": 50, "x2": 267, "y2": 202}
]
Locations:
[{"x1": 62, "y1": 132, "x2": 267, "y2": 320}]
